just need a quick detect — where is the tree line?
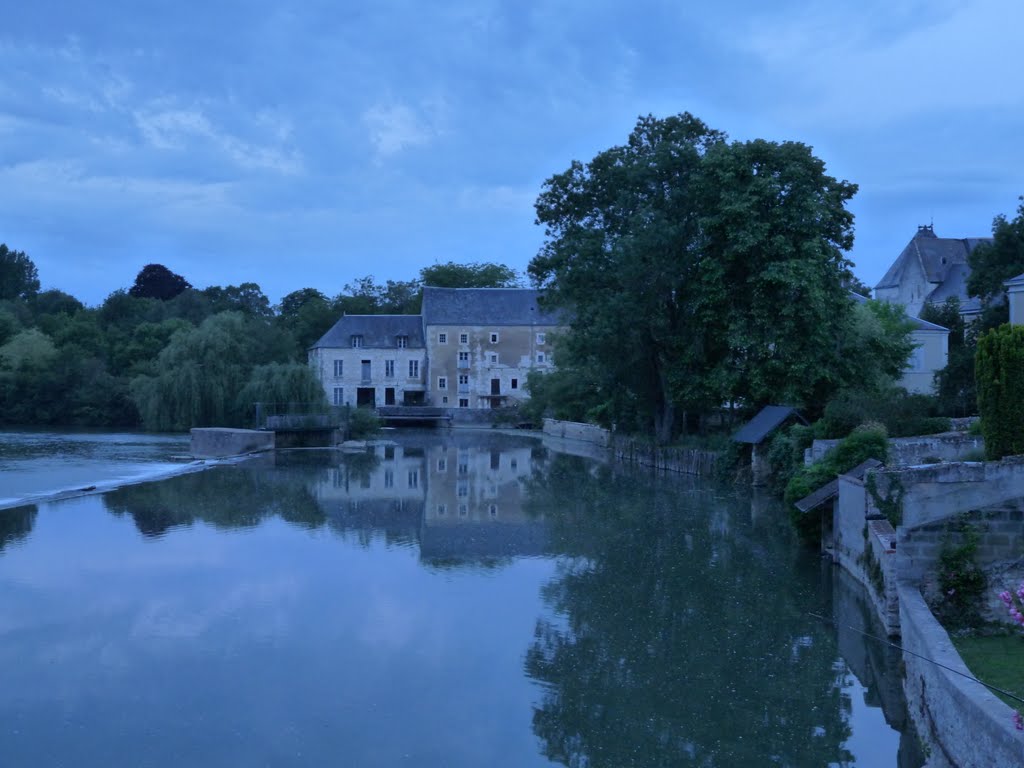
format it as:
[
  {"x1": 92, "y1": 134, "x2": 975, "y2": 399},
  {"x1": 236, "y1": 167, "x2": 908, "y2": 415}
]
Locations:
[{"x1": 0, "y1": 254, "x2": 520, "y2": 431}]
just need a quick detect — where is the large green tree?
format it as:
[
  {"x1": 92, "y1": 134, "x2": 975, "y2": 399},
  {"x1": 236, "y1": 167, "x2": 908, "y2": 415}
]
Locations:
[
  {"x1": 0, "y1": 244, "x2": 40, "y2": 301},
  {"x1": 967, "y1": 196, "x2": 1024, "y2": 304},
  {"x1": 529, "y1": 114, "x2": 862, "y2": 441},
  {"x1": 129, "y1": 263, "x2": 192, "y2": 300},
  {"x1": 420, "y1": 261, "x2": 521, "y2": 288}
]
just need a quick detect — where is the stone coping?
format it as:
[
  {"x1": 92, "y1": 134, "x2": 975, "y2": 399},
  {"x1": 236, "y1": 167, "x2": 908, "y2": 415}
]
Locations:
[{"x1": 897, "y1": 574, "x2": 1023, "y2": 766}]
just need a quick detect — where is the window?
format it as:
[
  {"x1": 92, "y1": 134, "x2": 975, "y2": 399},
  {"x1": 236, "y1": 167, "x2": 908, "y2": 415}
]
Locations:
[
  {"x1": 537, "y1": 352, "x2": 546, "y2": 364},
  {"x1": 458, "y1": 351, "x2": 469, "y2": 367},
  {"x1": 437, "y1": 458, "x2": 447, "y2": 472},
  {"x1": 408, "y1": 470, "x2": 419, "y2": 489},
  {"x1": 333, "y1": 387, "x2": 344, "y2": 405},
  {"x1": 438, "y1": 377, "x2": 447, "y2": 389},
  {"x1": 490, "y1": 452, "x2": 500, "y2": 470},
  {"x1": 436, "y1": 504, "x2": 447, "y2": 517},
  {"x1": 384, "y1": 445, "x2": 395, "y2": 460},
  {"x1": 458, "y1": 503, "x2": 468, "y2": 516},
  {"x1": 489, "y1": 504, "x2": 498, "y2": 518},
  {"x1": 536, "y1": 333, "x2": 546, "y2": 345},
  {"x1": 442, "y1": 396, "x2": 449, "y2": 404},
  {"x1": 333, "y1": 360, "x2": 343, "y2": 377},
  {"x1": 459, "y1": 333, "x2": 468, "y2": 344},
  {"x1": 351, "y1": 335, "x2": 363, "y2": 348},
  {"x1": 488, "y1": 352, "x2": 498, "y2": 364},
  {"x1": 457, "y1": 483, "x2": 468, "y2": 498},
  {"x1": 396, "y1": 335, "x2": 408, "y2": 348},
  {"x1": 511, "y1": 378, "x2": 518, "y2": 390},
  {"x1": 510, "y1": 458, "x2": 517, "y2": 470},
  {"x1": 408, "y1": 360, "x2": 420, "y2": 378},
  {"x1": 459, "y1": 398, "x2": 469, "y2": 408},
  {"x1": 489, "y1": 332, "x2": 499, "y2": 343},
  {"x1": 458, "y1": 460, "x2": 468, "y2": 475},
  {"x1": 385, "y1": 360, "x2": 395, "y2": 378},
  {"x1": 438, "y1": 333, "x2": 447, "y2": 344},
  {"x1": 383, "y1": 469, "x2": 394, "y2": 488}
]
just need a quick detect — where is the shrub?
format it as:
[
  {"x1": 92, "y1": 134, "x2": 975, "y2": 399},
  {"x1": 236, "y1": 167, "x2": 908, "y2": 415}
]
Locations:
[
  {"x1": 346, "y1": 407, "x2": 381, "y2": 440},
  {"x1": 976, "y1": 324, "x2": 1024, "y2": 459},
  {"x1": 934, "y1": 522, "x2": 987, "y2": 629},
  {"x1": 785, "y1": 424, "x2": 889, "y2": 541},
  {"x1": 815, "y1": 388, "x2": 949, "y2": 439}
]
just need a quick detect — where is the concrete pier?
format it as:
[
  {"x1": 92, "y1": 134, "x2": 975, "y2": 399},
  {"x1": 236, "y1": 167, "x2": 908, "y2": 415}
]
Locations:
[{"x1": 190, "y1": 428, "x2": 275, "y2": 458}]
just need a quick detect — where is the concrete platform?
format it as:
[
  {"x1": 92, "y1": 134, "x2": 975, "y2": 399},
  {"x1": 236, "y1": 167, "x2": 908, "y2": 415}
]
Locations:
[{"x1": 190, "y1": 428, "x2": 275, "y2": 458}]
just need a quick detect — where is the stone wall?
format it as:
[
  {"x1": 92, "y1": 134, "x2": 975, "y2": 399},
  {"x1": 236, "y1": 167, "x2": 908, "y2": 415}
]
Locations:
[
  {"x1": 190, "y1": 428, "x2": 275, "y2": 458},
  {"x1": 542, "y1": 418, "x2": 611, "y2": 446},
  {"x1": 832, "y1": 475, "x2": 901, "y2": 634},
  {"x1": 807, "y1": 431, "x2": 984, "y2": 467},
  {"x1": 540, "y1": 419, "x2": 719, "y2": 476},
  {"x1": 898, "y1": 578, "x2": 1022, "y2": 768},
  {"x1": 898, "y1": 502, "x2": 1024, "y2": 619},
  {"x1": 867, "y1": 457, "x2": 1024, "y2": 530}
]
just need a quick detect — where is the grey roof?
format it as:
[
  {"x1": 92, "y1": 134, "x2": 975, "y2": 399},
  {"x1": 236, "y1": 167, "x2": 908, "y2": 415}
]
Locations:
[
  {"x1": 874, "y1": 226, "x2": 991, "y2": 318},
  {"x1": 925, "y1": 263, "x2": 982, "y2": 315},
  {"x1": 794, "y1": 458, "x2": 884, "y2": 514},
  {"x1": 421, "y1": 287, "x2": 563, "y2": 326},
  {"x1": 849, "y1": 291, "x2": 947, "y2": 332},
  {"x1": 311, "y1": 314, "x2": 425, "y2": 350},
  {"x1": 733, "y1": 406, "x2": 806, "y2": 444},
  {"x1": 1006, "y1": 273, "x2": 1024, "y2": 287},
  {"x1": 875, "y1": 226, "x2": 990, "y2": 290}
]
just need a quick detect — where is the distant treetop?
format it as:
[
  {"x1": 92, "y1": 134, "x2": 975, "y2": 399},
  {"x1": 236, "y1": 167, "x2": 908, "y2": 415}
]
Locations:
[{"x1": 129, "y1": 264, "x2": 192, "y2": 301}]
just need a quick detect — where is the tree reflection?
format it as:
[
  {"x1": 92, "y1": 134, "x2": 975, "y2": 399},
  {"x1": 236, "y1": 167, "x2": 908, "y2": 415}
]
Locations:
[
  {"x1": 523, "y1": 454, "x2": 853, "y2": 767},
  {"x1": 103, "y1": 463, "x2": 326, "y2": 537},
  {"x1": 0, "y1": 505, "x2": 37, "y2": 552}
]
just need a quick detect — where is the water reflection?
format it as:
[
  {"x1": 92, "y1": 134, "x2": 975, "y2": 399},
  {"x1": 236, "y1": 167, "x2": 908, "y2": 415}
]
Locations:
[
  {"x1": 0, "y1": 505, "x2": 36, "y2": 552},
  {"x1": 520, "y1": 453, "x2": 919, "y2": 768}
]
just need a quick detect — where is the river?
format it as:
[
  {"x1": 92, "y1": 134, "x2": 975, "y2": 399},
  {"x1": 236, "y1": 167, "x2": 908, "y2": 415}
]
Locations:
[{"x1": 0, "y1": 429, "x2": 922, "y2": 766}]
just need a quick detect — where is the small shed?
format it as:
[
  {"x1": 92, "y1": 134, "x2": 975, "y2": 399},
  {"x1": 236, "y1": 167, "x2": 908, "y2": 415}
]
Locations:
[{"x1": 733, "y1": 406, "x2": 807, "y2": 486}]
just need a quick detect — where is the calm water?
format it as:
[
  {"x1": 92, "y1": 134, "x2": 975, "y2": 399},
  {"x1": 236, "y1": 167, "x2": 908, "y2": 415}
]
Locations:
[{"x1": 0, "y1": 431, "x2": 922, "y2": 767}]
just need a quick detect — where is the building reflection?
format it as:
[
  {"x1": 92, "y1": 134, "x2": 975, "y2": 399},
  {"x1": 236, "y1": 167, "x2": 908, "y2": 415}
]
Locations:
[{"x1": 311, "y1": 434, "x2": 549, "y2": 562}]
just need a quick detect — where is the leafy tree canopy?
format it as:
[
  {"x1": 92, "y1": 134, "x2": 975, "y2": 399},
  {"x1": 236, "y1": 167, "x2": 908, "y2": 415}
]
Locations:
[
  {"x1": 420, "y1": 261, "x2": 521, "y2": 288},
  {"x1": 128, "y1": 263, "x2": 192, "y2": 301},
  {"x1": 0, "y1": 244, "x2": 40, "y2": 301},
  {"x1": 967, "y1": 196, "x2": 1024, "y2": 303},
  {"x1": 529, "y1": 113, "x2": 863, "y2": 441}
]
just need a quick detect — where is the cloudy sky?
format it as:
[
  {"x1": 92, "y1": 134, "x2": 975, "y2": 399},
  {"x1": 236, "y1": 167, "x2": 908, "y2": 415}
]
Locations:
[{"x1": 2, "y1": 0, "x2": 1022, "y2": 306}]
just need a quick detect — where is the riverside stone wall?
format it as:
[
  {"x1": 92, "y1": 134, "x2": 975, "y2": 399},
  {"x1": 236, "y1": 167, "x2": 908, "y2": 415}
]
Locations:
[
  {"x1": 190, "y1": 428, "x2": 275, "y2": 458},
  {"x1": 898, "y1": 579, "x2": 1023, "y2": 768},
  {"x1": 541, "y1": 419, "x2": 719, "y2": 476},
  {"x1": 807, "y1": 432, "x2": 984, "y2": 467}
]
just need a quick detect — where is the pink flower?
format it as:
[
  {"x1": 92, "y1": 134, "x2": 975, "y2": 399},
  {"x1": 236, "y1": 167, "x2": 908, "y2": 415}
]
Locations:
[{"x1": 1014, "y1": 711, "x2": 1023, "y2": 731}]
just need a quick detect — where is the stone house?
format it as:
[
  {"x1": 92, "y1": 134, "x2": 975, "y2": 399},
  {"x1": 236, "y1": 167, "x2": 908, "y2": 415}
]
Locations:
[
  {"x1": 308, "y1": 314, "x2": 426, "y2": 408},
  {"x1": 873, "y1": 224, "x2": 991, "y2": 320},
  {"x1": 421, "y1": 287, "x2": 562, "y2": 410},
  {"x1": 309, "y1": 287, "x2": 563, "y2": 412}
]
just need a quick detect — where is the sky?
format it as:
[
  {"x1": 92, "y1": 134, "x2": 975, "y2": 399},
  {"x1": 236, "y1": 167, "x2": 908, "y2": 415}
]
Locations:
[{"x1": 2, "y1": 0, "x2": 1022, "y2": 307}]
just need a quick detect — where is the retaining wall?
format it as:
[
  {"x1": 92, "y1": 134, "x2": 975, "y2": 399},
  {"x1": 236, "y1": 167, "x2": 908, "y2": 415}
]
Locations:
[
  {"x1": 190, "y1": 428, "x2": 275, "y2": 458},
  {"x1": 833, "y1": 475, "x2": 901, "y2": 634},
  {"x1": 541, "y1": 419, "x2": 719, "y2": 476},
  {"x1": 867, "y1": 457, "x2": 1024, "y2": 530},
  {"x1": 807, "y1": 432, "x2": 984, "y2": 467},
  {"x1": 898, "y1": 577, "x2": 1023, "y2": 768}
]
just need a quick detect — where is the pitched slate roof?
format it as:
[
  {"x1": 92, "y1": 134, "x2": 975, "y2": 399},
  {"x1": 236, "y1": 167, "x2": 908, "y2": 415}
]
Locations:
[
  {"x1": 733, "y1": 406, "x2": 806, "y2": 444},
  {"x1": 925, "y1": 263, "x2": 982, "y2": 315},
  {"x1": 311, "y1": 314, "x2": 425, "y2": 350},
  {"x1": 1006, "y1": 273, "x2": 1024, "y2": 287},
  {"x1": 421, "y1": 287, "x2": 563, "y2": 326}
]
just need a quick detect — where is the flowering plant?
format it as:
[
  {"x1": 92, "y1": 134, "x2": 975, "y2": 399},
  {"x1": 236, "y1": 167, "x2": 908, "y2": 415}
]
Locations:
[{"x1": 997, "y1": 583, "x2": 1024, "y2": 628}]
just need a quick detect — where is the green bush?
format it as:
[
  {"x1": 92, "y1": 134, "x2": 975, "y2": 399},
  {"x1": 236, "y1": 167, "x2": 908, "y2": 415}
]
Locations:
[
  {"x1": 976, "y1": 324, "x2": 1024, "y2": 459},
  {"x1": 346, "y1": 407, "x2": 381, "y2": 440},
  {"x1": 785, "y1": 424, "x2": 889, "y2": 541},
  {"x1": 815, "y1": 387, "x2": 949, "y2": 439}
]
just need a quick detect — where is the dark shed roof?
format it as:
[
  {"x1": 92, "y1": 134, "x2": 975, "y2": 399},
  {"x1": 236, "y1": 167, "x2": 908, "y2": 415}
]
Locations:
[
  {"x1": 421, "y1": 287, "x2": 563, "y2": 326},
  {"x1": 732, "y1": 406, "x2": 806, "y2": 445},
  {"x1": 794, "y1": 458, "x2": 884, "y2": 514},
  {"x1": 311, "y1": 314, "x2": 424, "y2": 350}
]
